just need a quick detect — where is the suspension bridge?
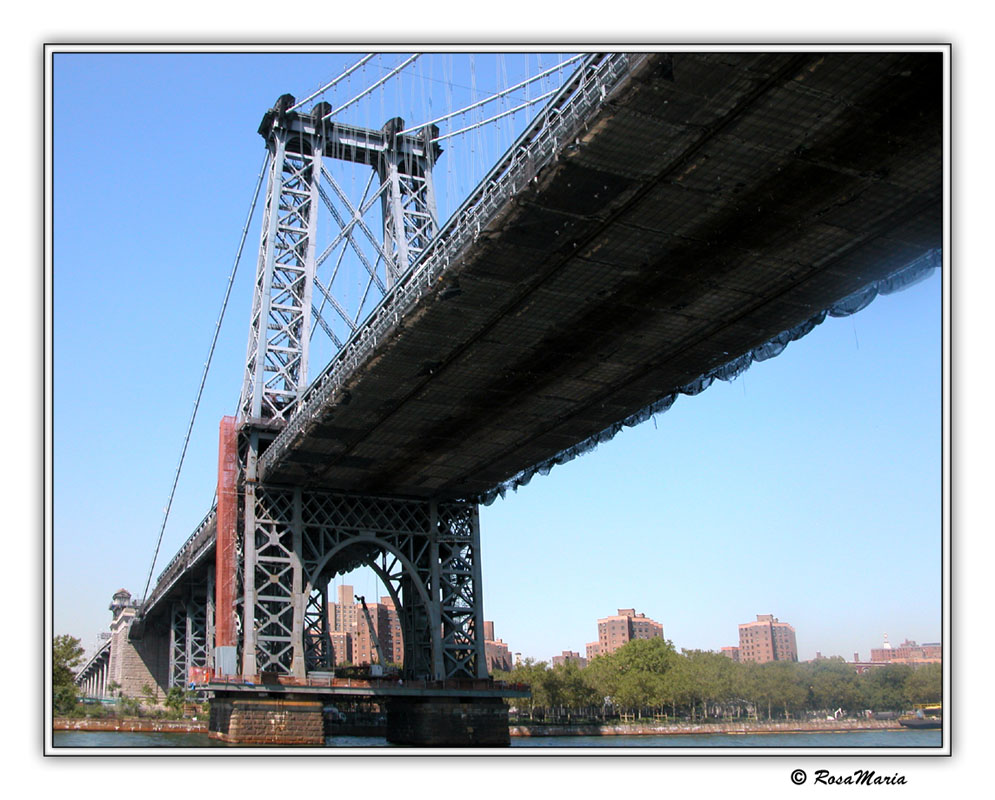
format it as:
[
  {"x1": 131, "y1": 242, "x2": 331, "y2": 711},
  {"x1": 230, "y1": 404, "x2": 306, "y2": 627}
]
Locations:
[{"x1": 73, "y1": 50, "x2": 943, "y2": 746}]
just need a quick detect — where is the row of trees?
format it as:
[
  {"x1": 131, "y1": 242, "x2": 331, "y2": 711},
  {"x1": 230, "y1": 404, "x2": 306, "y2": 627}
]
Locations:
[{"x1": 494, "y1": 638, "x2": 942, "y2": 722}]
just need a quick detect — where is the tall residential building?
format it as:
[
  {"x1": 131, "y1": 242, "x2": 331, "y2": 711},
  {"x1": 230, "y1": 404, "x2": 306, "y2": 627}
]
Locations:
[
  {"x1": 736, "y1": 614, "x2": 798, "y2": 663},
  {"x1": 483, "y1": 621, "x2": 513, "y2": 673},
  {"x1": 585, "y1": 608, "x2": 664, "y2": 659},
  {"x1": 327, "y1": 584, "x2": 403, "y2": 666},
  {"x1": 720, "y1": 646, "x2": 741, "y2": 662},
  {"x1": 552, "y1": 650, "x2": 588, "y2": 668}
]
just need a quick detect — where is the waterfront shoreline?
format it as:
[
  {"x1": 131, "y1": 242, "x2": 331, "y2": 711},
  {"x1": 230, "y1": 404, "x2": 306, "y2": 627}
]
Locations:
[
  {"x1": 509, "y1": 719, "x2": 903, "y2": 737},
  {"x1": 54, "y1": 717, "x2": 902, "y2": 738},
  {"x1": 54, "y1": 718, "x2": 208, "y2": 734}
]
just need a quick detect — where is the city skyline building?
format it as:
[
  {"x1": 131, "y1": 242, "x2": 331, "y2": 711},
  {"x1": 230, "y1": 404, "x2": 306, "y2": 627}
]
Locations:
[
  {"x1": 483, "y1": 621, "x2": 513, "y2": 673},
  {"x1": 551, "y1": 650, "x2": 588, "y2": 668},
  {"x1": 870, "y1": 635, "x2": 941, "y2": 665},
  {"x1": 734, "y1": 614, "x2": 798, "y2": 663},
  {"x1": 586, "y1": 607, "x2": 664, "y2": 660},
  {"x1": 720, "y1": 645, "x2": 741, "y2": 662},
  {"x1": 327, "y1": 584, "x2": 403, "y2": 666}
]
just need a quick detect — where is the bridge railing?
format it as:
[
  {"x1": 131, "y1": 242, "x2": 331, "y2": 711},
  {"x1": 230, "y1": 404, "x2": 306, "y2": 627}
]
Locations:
[
  {"x1": 261, "y1": 52, "x2": 643, "y2": 475},
  {"x1": 73, "y1": 638, "x2": 112, "y2": 684},
  {"x1": 141, "y1": 503, "x2": 218, "y2": 615},
  {"x1": 141, "y1": 53, "x2": 642, "y2": 610}
]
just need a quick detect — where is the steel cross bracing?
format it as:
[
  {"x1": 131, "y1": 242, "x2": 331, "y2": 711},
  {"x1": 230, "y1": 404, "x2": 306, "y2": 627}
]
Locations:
[
  {"x1": 238, "y1": 96, "x2": 442, "y2": 426},
  {"x1": 259, "y1": 53, "x2": 635, "y2": 475},
  {"x1": 132, "y1": 51, "x2": 943, "y2": 695},
  {"x1": 239, "y1": 487, "x2": 485, "y2": 680},
  {"x1": 144, "y1": 54, "x2": 636, "y2": 687},
  {"x1": 168, "y1": 581, "x2": 212, "y2": 688}
]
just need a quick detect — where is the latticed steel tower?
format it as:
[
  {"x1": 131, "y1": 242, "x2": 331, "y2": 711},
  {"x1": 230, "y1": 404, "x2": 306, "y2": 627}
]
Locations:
[
  {"x1": 238, "y1": 96, "x2": 442, "y2": 424},
  {"x1": 219, "y1": 94, "x2": 486, "y2": 681}
]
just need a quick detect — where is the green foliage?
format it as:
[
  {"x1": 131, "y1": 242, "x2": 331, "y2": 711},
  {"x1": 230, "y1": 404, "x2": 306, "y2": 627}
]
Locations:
[
  {"x1": 118, "y1": 695, "x2": 143, "y2": 717},
  {"x1": 164, "y1": 686, "x2": 196, "y2": 718},
  {"x1": 505, "y1": 640, "x2": 942, "y2": 722},
  {"x1": 54, "y1": 684, "x2": 80, "y2": 716},
  {"x1": 903, "y1": 662, "x2": 942, "y2": 705},
  {"x1": 53, "y1": 635, "x2": 85, "y2": 690},
  {"x1": 861, "y1": 664, "x2": 914, "y2": 711},
  {"x1": 803, "y1": 658, "x2": 863, "y2": 712},
  {"x1": 52, "y1": 634, "x2": 85, "y2": 716}
]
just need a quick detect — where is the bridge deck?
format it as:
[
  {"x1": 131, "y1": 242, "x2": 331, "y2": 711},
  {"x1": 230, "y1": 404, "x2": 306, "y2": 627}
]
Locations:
[{"x1": 259, "y1": 51, "x2": 941, "y2": 501}]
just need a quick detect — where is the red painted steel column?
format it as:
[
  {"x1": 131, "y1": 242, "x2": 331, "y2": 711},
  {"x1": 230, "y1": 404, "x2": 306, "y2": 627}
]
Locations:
[{"x1": 216, "y1": 416, "x2": 238, "y2": 650}]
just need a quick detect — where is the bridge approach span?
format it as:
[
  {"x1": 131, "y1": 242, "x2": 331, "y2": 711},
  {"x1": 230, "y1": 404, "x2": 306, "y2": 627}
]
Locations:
[{"x1": 255, "y1": 51, "x2": 942, "y2": 502}]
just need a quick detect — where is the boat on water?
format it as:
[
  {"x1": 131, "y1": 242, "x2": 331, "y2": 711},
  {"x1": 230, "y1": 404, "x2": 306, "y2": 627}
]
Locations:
[{"x1": 899, "y1": 703, "x2": 942, "y2": 729}]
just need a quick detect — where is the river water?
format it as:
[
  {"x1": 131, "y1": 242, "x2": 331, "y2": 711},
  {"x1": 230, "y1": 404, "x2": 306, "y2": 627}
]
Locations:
[{"x1": 52, "y1": 729, "x2": 941, "y2": 750}]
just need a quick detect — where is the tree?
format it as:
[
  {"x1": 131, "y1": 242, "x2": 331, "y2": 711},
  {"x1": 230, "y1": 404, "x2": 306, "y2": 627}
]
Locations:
[
  {"x1": 860, "y1": 664, "x2": 913, "y2": 711},
  {"x1": 508, "y1": 659, "x2": 551, "y2": 720},
  {"x1": 805, "y1": 658, "x2": 862, "y2": 713},
  {"x1": 682, "y1": 650, "x2": 736, "y2": 719},
  {"x1": 732, "y1": 661, "x2": 763, "y2": 720},
  {"x1": 764, "y1": 661, "x2": 808, "y2": 719},
  {"x1": 141, "y1": 683, "x2": 160, "y2": 706},
  {"x1": 614, "y1": 669, "x2": 658, "y2": 717},
  {"x1": 52, "y1": 635, "x2": 84, "y2": 715},
  {"x1": 581, "y1": 651, "x2": 622, "y2": 703},
  {"x1": 165, "y1": 686, "x2": 194, "y2": 717},
  {"x1": 582, "y1": 638, "x2": 680, "y2": 718},
  {"x1": 53, "y1": 634, "x2": 84, "y2": 689},
  {"x1": 903, "y1": 663, "x2": 942, "y2": 706},
  {"x1": 553, "y1": 660, "x2": 598, "y2": 720}
]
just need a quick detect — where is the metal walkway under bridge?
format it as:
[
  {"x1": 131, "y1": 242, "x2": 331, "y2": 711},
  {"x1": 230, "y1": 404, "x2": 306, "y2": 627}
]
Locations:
[{"x1": 122, "y1": 51, "x2": 941, "y2": 742}]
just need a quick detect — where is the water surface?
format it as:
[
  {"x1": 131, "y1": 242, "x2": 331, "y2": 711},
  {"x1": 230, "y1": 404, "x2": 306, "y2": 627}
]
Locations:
[{"x1": 52, "y1": 728, "x2": 941, "y2": 749}]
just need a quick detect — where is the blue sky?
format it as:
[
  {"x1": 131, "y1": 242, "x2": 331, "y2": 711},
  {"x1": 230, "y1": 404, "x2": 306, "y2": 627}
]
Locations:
[{"x1": 50, "y1": 48, "x2": 944, "y2": 667}]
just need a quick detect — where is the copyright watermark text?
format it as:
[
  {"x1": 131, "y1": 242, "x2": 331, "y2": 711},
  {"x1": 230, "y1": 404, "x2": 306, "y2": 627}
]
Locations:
[{"x1": 791, "y1": 769, "x2": 908, "y2": 786}]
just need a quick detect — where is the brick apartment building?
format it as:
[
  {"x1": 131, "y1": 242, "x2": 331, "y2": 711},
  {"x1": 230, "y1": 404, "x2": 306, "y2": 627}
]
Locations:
[
  {"x1": 586, "y1": 608, "x2": 664, "y2": 659},
  {"x1": 870, "y1": 636, "x2": 941, "y2": 665},
  {"x1": 324, "y1": 588, "x2": 512, "y2": 674},
  {"x1": 551, "y1": 650, "x2": 588, "y2": 668},
  {"x1": 729, "y1": 614, "x2": 799, "y2": 663},
  {"x1": 720, "y1": 645, "x2": 741, "y2": 662},
  {"x1": 327, "y1": 584, "x2": 404, "y2": 666},
  {"x1": 483, "y1": 621, "x2": 513, "y2": 673}
]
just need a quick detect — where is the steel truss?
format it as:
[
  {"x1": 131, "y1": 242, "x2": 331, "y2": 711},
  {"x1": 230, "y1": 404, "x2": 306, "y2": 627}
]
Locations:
[
  {"x1": 168, "y1": 581, "x2": 211, "y2": 688},
  {"x1": 239, "y1": 486, "x2": 486, "y2": 681},
  {"x1": 239, "y1": 96, "x2": 441, "y2": 426},
  {"x1": 231, "y1": 90, "x2": 477, "y2": 683},
  {"x1": 239, "y1": 95, "x2": 320, "y2": 423}
]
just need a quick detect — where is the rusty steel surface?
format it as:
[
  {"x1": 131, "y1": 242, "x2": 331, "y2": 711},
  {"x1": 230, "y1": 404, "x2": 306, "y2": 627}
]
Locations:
[{"x1": 215, "y1": 416, "x2": 238, "y2": 647}]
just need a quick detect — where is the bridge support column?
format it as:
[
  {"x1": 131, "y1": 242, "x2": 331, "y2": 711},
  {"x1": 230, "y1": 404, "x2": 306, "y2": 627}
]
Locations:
[
  {"x1": 168, "y1": 585, "x2": 209, "y2": 688},
  {"x1": 386, "y1": 697, "x2": 510, "y2": 747},
  {"x1": 208, "y1": 695, "x2": 324, "y2": 746}
]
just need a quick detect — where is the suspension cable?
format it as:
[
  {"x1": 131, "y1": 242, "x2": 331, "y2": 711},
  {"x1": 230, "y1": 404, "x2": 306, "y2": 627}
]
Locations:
[
  {"x1": 432, "y1": 86, "x2": 561, "y2": 142},
  {"x1": 288, "y1": 53, "x2": 377, "y2": 112},
  {"x1": 396, "y1": 55, "x2": 582, "y2": 135},
  {"x1": 140, "y1": 149, "x2": 270, "y2": 603},
  {"x1": 318, "y1": 54, "x2": 421, "y2": 121}
]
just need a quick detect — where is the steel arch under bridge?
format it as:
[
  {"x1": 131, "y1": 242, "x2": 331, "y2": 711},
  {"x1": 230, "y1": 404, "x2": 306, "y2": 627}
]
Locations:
[{"x1": 233, "y1": 481, "x2": 486, "y2": 681}]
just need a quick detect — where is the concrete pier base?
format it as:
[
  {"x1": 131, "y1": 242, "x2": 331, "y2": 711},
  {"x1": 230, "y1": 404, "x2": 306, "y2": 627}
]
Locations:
[
  {"x1": 209, "y1": 696, "x2": 324, "y2": 745},
  {"x1": 386, "y1": 696, "x2": 510, "y2": 746}
]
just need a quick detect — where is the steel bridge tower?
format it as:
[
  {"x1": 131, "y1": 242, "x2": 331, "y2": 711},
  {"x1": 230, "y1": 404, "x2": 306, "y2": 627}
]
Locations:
[{"x1": 218, "y1": 94, "x2": 488, "y2": 684}]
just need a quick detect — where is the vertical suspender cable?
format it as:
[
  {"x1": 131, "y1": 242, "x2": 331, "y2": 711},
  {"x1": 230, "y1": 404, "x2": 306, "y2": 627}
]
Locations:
[{"x1": 140, "y1": 150, "x2": 270, "y2": 604}]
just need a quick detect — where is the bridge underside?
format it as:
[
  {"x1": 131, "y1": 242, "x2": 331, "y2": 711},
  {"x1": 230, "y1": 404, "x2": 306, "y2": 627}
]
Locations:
[{"x1": 261, "y1": 51, "x2": 942, "y2": 501}]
